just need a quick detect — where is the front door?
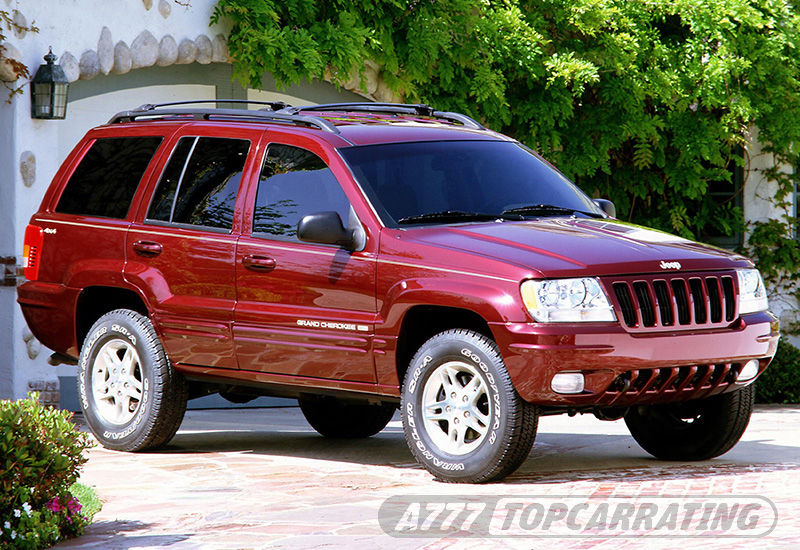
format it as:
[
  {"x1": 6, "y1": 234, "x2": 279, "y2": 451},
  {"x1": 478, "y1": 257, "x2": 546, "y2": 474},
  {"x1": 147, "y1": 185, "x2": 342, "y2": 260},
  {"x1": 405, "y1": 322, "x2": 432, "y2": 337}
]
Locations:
[{"x1": 234, "y1": 141, "x2": 377, "y2": 382}]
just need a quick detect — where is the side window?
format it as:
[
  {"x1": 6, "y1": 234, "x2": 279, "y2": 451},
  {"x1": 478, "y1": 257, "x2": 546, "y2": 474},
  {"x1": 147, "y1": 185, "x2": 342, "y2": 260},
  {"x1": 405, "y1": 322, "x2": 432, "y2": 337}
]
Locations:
[
  {"x1": 147, "y1": 137, "x2": 250, "y2": 230},
  {"x1": 56, "y1": 136, "x2": 163, "y2": 219},
  {"x1": 147, "y1": 138, "x2": 194, "y2": 222},
  {"x1": 253, "y1": 144, "x2": 352, "y2": 240}
]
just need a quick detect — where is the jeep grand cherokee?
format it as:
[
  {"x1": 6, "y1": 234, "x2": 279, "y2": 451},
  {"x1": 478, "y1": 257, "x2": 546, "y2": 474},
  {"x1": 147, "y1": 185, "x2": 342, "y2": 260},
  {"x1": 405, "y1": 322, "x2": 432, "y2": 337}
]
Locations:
[{"x1": 18, "y1": 101, "x2": 779, "y2": 482}]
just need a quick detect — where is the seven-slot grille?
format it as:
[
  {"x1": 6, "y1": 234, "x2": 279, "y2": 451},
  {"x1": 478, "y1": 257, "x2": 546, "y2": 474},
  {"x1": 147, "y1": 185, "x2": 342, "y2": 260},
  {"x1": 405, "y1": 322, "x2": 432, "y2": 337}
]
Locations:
[{"x1": 607, "y1": 272, "x2": 737, "y2": 332}]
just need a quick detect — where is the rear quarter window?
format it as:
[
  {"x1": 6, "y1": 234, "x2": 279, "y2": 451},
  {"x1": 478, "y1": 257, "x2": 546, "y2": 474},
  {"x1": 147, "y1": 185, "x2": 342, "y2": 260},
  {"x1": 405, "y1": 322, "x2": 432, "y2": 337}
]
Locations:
[{"x1": 55, "y1": 136, "x2": 163, "y2": 219}]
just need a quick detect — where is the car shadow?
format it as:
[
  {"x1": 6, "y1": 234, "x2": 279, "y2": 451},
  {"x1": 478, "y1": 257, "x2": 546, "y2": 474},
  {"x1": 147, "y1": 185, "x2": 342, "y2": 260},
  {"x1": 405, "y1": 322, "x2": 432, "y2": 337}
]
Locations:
[
  {"x1": 162, "y1": 424, "x2": 416, "y2": 468},
  {"x1": 149, "y1": 414, "x2": 800, "y2": 484},
  {"x1": 52, "y1": 520, "x2": 192, "y2": 549}
]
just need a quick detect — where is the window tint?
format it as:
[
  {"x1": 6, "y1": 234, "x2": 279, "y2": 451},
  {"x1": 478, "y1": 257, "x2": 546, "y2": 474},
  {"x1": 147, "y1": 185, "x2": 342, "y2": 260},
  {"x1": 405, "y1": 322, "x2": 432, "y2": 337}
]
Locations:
[
  {"x1": 147, "y1": 138, "x2": 194, "y2": 222},
  {"x1": 339, "y1": 140, "x2": 599, "y2": 227},
  {"x1": 253, "y1": 144, "x2": 352, "y2": 240},
  {"x1": 56, "y1": 136, "x2": 163, "y2": 219},
  {"x1": 147, "y1": 137, "x2": 250, "y2": 230}
]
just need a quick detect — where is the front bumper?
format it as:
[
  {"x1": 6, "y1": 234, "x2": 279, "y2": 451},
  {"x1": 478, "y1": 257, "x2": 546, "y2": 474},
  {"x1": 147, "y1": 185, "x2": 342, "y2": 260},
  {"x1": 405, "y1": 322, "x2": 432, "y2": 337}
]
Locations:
[{"x1": 491, "y1": 311, "x2": 779, "y2": 406}]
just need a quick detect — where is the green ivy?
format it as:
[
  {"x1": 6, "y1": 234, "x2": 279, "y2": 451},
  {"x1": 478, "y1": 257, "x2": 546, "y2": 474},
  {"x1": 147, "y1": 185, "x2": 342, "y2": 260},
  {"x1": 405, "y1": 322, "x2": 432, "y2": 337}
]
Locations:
[{"x1": 212, "y1": 0, "x2": 800, "y2": 309}]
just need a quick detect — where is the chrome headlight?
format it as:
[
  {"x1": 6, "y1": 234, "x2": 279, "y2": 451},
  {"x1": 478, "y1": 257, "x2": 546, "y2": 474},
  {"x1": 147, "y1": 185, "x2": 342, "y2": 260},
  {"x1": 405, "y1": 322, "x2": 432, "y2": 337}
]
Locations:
[
  {"x1": 521, "y1": 278, "x2": 617, "y2": 322},
  {"x1": 737, "y1": 269, "x2": 768, "y2": 314}
]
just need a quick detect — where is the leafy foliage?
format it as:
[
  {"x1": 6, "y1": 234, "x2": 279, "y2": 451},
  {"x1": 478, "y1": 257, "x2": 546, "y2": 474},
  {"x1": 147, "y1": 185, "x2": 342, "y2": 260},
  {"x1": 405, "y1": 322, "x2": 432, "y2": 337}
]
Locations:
[
  {"x1": 212, "y1": 0, "x2": 800, "y2": 308},
  {"x1": 756, "y1": 339, "x2": 800, "y2": 404},
  {"x1": 0, "y1": 394, "x2": 95, "y2": 549}
]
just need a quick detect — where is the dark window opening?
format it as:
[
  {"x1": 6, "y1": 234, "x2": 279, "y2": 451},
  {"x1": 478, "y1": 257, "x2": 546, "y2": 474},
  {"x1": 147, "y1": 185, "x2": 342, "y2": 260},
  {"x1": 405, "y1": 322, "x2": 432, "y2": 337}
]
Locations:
[
  {"x1": 339, "y1": 140, "x2": 599, "y2": 228},
  {"x1": 147, "y1": 138, "x2": 194, "y2": 222},
  {"x1": 253, "y1": 144, "x2": 352, "y2": 240},
  {"x1": 57, "y1": 136, "x2": 163, "y2": 219},
  {"x1": 147, "y1": 137, "x2": 250, "y2": 230},
  {"x1": 705, "y1": 148, "x2": 744, "y2": 249}
]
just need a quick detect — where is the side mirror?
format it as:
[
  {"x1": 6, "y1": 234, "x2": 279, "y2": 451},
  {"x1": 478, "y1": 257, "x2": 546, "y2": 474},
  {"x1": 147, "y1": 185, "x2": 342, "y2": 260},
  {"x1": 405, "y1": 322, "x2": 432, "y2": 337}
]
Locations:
[
  {"x1": 593, "y1": 199, "x2": 616, "y2": 218},
  {"x1": 297, "y1": 211, "x2": 356, "y2": 250}
]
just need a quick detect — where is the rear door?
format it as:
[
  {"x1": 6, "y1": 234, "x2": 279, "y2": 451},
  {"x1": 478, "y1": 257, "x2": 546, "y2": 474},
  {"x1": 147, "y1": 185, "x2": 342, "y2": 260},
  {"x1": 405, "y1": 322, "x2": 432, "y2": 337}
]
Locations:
[
  {"x1": 125, "y1": 126, "x2": 264, "y2": 369},
  {"x1": 234, "y1": 138, "x2": 378, "y2": 382}
]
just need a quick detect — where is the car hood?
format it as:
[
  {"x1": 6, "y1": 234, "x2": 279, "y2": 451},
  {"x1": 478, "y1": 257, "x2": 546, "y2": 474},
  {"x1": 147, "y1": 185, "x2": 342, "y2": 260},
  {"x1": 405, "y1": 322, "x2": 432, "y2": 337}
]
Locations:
[{"x1": 402, "y1": 218, "x2": 751, "y2": 278}]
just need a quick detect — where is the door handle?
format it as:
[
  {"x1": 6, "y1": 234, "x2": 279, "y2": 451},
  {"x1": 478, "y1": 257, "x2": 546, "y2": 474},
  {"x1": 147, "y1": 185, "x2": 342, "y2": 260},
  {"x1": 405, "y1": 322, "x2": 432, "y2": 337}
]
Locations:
[
  {"x1": 132, "y1": 240, "x2": 163, "y2": 257},
  {"x1": 243, "y1": 254, "x2": 276, "y2": 272}
]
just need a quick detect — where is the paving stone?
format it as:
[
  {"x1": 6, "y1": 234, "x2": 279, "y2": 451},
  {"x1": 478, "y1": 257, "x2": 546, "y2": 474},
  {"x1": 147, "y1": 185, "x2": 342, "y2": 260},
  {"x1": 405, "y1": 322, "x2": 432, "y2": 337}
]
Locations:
[{"x1": 53, "y1": 406, "x2": 800, "y2": 550}]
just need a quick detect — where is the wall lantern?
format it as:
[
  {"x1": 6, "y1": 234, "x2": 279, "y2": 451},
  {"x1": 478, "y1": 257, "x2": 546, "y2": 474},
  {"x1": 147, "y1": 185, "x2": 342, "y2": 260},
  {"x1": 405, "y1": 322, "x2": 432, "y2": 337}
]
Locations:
[{"x1": 30, "y1": 48, "x2": 69, "y2": 120}]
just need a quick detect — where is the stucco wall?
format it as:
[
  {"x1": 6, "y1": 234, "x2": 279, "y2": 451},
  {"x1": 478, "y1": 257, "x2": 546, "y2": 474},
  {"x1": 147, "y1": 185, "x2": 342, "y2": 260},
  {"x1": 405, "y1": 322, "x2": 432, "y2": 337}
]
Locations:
[
  {"x1": 7, "y1": 0, "x2": 230, "y2": 77},
  {"x1": 0, "y1": 74, "x2": 15, "y2": 398},
  {"x1": 0, "y1": 0, "x2": 368, "y2": 402},
  {"x1": 744, "y1": 127, "x2": 786, "y2": 227},
  {"x1": 743, "y1": 127, "x2": 799, "y2": 345}
]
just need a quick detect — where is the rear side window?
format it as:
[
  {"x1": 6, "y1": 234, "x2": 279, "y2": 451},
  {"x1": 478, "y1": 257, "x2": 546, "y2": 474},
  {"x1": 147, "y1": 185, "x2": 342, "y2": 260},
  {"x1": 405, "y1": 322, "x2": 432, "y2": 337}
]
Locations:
[
  {"x1": 147, "y1": 137, "x2": 250, "y2": 230},
  {"x1": 56, "y1": 136, "x2": 163, "y2": 219}
]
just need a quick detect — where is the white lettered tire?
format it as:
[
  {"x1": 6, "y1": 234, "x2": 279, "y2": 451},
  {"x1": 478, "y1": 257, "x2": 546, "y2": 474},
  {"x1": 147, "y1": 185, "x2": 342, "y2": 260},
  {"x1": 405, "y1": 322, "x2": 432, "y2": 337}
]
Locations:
[
  {"x1": 78, "y1": 309, "x2": 187, "y2": 451},
  {"x1": 401, "y1": 329, "x2": 538, "y2": 483},
  {"x1": 625, "y1": 385, "x2": 755, "y2": 460}
]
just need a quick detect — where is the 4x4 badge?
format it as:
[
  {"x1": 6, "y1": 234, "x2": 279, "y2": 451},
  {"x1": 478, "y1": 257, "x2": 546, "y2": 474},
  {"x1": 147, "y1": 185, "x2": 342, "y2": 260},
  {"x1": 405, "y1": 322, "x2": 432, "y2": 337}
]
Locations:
[{"x1": 660, "y1": 261, "x2": 682, "y2": 270}]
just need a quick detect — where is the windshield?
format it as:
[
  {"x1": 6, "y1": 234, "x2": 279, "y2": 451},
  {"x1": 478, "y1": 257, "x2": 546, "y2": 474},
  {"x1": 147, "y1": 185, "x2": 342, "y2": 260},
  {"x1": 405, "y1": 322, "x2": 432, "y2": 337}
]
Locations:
[{"x1": 339, "y1": 140, "x2": 601, "y2": 228}]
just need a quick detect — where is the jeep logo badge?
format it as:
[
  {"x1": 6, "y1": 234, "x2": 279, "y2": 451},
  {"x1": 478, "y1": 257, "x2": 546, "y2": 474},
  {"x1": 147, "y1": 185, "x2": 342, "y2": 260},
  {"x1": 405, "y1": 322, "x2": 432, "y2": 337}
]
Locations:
[{"x1": 660, "y1": 261, "x2": 682, "y2": 270}]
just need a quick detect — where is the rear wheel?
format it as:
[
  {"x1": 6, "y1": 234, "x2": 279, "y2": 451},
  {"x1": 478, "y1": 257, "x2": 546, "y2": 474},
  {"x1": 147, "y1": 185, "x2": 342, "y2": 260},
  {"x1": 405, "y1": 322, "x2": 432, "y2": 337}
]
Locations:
[
  {"x1": 625, "y1": 385, "x2": 754, "y2": 460},
  {"x1": 78, "y1": 309, "x2": 187, "y2": 451},
  {"x1": 299, "y1": 396, "x2": 397, "y2": 438},
  {"x1": 401, "y1": 329, "x2": 538, "y2": 483}
]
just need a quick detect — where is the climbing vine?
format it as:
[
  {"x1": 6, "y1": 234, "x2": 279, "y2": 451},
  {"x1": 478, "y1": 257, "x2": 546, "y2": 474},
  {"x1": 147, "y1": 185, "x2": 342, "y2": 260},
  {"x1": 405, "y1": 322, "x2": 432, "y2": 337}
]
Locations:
[
  {"x1": 212, "y1": 0, "x2": 800, "y2": 316},
  {"x1": 0, "y1": 9, "x2": 38, "y2": 100}
]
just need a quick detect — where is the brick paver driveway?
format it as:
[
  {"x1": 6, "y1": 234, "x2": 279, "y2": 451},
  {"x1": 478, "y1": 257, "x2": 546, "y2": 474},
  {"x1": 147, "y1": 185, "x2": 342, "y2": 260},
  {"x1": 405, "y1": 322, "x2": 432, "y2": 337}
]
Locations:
[{"x1": 55, "y1": 405, "x2": 800, "y2": 549}]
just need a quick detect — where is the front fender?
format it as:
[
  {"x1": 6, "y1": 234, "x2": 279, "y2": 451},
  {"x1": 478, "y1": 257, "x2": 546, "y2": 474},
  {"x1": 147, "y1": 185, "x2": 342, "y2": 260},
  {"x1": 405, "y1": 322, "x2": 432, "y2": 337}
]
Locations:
[{"x1": 379, "y1": 276, "x2": 528, "y2": 334}]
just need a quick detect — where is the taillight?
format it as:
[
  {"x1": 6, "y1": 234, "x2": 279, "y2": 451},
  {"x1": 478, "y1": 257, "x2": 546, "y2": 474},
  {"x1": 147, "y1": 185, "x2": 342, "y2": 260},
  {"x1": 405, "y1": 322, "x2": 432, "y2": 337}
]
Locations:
[{"x1": 23, "y1": 225, "x2": 43, "y2": 281}]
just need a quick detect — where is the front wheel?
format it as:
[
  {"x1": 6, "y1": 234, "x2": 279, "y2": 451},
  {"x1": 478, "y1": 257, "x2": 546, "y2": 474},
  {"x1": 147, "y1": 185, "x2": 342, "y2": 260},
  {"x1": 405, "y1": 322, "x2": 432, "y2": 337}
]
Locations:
[
  {"x1": 401, "y1": 329, "x2": 538, "y2": 483},
  {"x1": 625, "y1": 385, "x2": 754, "y2": 461},
  {"x1": 78, "y1": 309, "x2": 187, "y2": 451}
]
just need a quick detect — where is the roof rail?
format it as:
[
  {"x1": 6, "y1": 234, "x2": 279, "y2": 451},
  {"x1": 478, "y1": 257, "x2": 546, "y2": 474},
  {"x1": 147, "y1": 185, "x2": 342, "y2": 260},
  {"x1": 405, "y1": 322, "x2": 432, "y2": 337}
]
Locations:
[
  {"x1": 279, "y1": 102, "x2": 486, "y2": 130},
  {"x1": 136, "y1": 99, "x2": 292, "y2": 111},
  {"x1": 108, "y1": 100, "x2": 340, "y2": 134}
]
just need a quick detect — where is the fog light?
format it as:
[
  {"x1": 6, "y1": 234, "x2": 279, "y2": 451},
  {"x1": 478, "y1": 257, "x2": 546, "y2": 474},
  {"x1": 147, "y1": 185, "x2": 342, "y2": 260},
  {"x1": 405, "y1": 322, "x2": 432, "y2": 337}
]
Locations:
[
  {"x1": 737, "y1": 360, "x2": 760, "y2": 382},
  {"x1": 551, "y1": 373, "x2": 585, "y2": 394}
]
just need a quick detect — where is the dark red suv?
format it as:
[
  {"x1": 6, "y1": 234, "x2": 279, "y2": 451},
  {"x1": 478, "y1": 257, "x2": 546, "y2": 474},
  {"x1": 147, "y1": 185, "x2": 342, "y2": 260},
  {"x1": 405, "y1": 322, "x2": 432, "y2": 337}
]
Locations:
[{"x1": 18, "y1": 101, "x2": 778, "y2": 482}]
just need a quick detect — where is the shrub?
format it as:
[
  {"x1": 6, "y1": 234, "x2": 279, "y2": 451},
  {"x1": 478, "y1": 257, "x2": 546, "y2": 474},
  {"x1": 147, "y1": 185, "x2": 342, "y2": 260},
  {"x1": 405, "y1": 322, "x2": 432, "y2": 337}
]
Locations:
[
  {"x1": 0, "y1": 394, "x2": 95, "y2": 549},
  {"x1": 756, "y1": 339, "x2": 800, "y2": 404}
]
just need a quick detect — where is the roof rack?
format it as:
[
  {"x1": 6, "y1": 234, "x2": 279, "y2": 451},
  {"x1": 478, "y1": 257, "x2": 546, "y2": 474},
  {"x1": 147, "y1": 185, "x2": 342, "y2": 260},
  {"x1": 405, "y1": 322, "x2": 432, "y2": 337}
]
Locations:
[
  {"x1": 108, "y1": 100, "x2": 340, "y2": 134},
  {"x1": 279, "y1": 102, "x2": 486, "y2": 130},
  {"x1": 107, "y1": 100, "x2": 486, "y2": 133}
]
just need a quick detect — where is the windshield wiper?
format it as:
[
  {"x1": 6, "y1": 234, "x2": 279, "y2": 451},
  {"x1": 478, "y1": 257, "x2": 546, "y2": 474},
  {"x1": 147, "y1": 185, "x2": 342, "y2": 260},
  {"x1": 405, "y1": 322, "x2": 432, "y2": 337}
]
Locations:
[
  {"x1": 398, "y1": 205, "x2": 603, "y2": 225},
  {"x1": 398, "y1": 210, "x2": 499, "y2": 225},
  {"x1": 501, "y1": 204, "x2": 603, "y2": 218}
]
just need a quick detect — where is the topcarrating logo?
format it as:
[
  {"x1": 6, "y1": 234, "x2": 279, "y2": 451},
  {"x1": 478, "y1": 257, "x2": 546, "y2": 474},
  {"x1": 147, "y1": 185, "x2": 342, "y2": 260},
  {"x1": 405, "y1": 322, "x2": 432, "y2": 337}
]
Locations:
[{"x1": 378, "y1": 495, "x2": 778, "y2": 538}]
